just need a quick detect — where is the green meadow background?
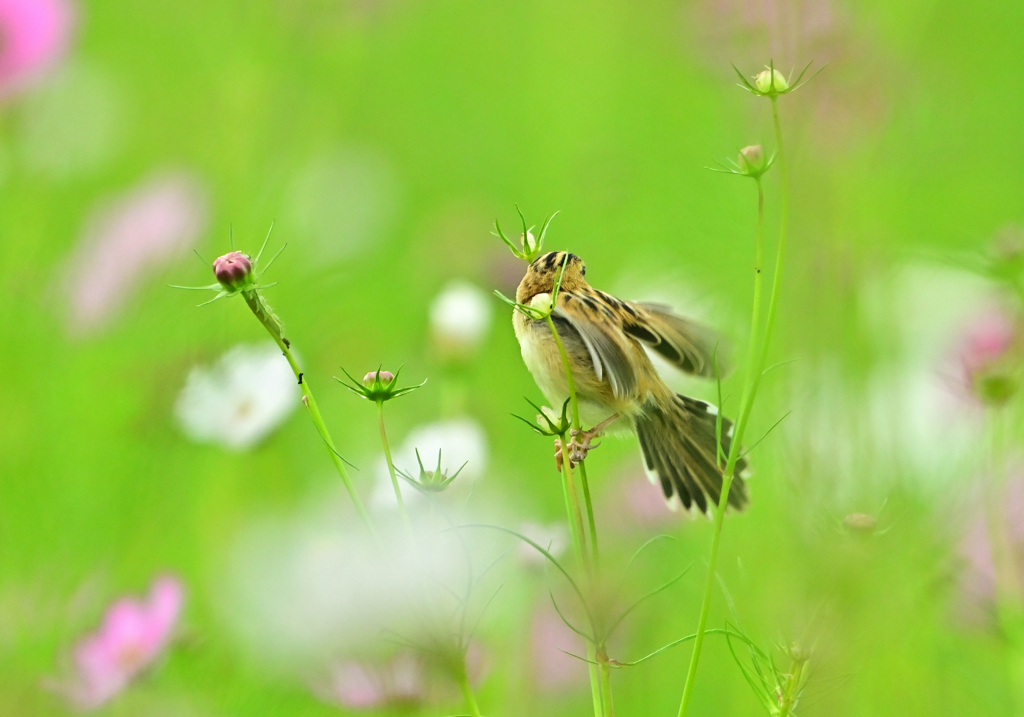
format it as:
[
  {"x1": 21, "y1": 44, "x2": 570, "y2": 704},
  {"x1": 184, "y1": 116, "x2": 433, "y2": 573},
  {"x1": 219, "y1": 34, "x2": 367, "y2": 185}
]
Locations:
[{"x1": 3, "y1": 0, "x2": 1024, "y2": 715}]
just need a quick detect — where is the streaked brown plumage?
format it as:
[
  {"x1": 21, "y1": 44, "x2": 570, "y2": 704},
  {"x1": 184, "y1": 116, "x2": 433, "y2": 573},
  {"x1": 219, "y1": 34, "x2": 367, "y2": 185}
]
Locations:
[{"x1": 512, "y1": 250, "x2": 748, "y2": 513}]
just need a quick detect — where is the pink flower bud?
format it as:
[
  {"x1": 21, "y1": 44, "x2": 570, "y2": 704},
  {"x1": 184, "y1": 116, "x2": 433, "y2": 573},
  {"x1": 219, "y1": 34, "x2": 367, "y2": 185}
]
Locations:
[
  {"x1": 363, "y1": 370, "x2": 394, "y2": 386},
  {"x1": 212, "y1": 251, "x2": 252, "y2": 291}
]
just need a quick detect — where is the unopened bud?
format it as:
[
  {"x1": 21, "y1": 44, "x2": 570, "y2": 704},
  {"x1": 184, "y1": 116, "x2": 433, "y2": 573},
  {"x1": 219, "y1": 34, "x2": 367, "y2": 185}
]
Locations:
[
  {"x1": 363, "y1": 370, "x2": 395, "y2": 386},
  {"x1": 738, "y1": 145, "x2": 766, "y2": 174},
  {"x1": 843, "y1": 512, "x2": 877, "y2": 534},
  {"x1": 213, "y1": 251, "x2": 253, "y2": 291},
  {"x1": 755, "y1": 68, "x2": 789, "y2": 94},
  {"x1": 521, "y1": 230, "x2": 537, "y2": 255}
]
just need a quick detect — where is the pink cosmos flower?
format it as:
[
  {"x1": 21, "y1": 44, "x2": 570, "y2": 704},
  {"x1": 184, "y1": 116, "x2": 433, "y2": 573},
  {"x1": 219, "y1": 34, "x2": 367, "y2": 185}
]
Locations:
[
  {"x1": 58, "y1": 575, "x2": 184, "y2": 710},
  {"x1": 62, "y1": 171, "x2": 209, "y2": 334},
  {"x1": 314, "y1": 652, "x2": 425, "y2": 710},
  {"x1": 0, "y1": 0, "x2": 73, "y2": 99}
]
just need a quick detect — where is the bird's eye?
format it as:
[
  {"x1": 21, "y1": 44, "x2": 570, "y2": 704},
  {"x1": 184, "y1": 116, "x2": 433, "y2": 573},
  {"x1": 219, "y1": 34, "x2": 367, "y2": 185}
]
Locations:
[{"x1": 581, "y1": 264, "x2": 586, "y2": 276}]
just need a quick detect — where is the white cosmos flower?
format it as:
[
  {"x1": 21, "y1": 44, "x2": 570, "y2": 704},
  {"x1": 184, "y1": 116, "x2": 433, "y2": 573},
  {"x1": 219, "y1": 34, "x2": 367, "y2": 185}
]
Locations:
[
  {"x1": 429, "y1": 280, "x2": 493, "y2": 356},
  {"x1": 175, "y1": 343, "x2": 298, "y2": 451},
  {"x1": 372, "y1": 418, "x2": 488, "y2": 509},
  {"x1": 219, "y1": 487, "x2": 486, "y2": 664}
]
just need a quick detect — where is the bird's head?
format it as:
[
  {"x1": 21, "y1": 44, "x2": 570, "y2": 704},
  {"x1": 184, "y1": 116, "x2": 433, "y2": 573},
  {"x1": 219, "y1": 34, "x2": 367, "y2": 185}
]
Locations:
[{"x1": 515, "y1": 251, "x2": 589, "y2": 304}]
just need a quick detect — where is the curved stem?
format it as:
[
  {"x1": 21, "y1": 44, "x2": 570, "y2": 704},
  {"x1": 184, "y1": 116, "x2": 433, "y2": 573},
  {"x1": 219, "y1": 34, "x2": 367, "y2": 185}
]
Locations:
[
  {"x1": 245, "y1": 290, "x2": 378, "y2": 542},
  {"x1": 679, "y1": 101, "x2": 788, "y2": 716},
  {"x1": 377, "y1": 401, "x2": 412, "y2": 535}
]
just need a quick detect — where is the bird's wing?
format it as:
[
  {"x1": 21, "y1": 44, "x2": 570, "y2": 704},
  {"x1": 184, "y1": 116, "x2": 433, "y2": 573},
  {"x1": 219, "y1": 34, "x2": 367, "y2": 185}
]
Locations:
[
  {"x1": 623, "y1": 302, "x2": 728, "y2": 378},
  {"x1": 552, "y1": 292, "x2": 639, "y2": 400}
]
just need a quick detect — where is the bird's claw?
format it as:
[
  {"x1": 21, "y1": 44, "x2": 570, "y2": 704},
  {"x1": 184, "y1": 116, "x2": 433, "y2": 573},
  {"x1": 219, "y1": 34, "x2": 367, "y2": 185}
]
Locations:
[{"x1": 568, "y1": 428, "x2": 601, "y2": 465}]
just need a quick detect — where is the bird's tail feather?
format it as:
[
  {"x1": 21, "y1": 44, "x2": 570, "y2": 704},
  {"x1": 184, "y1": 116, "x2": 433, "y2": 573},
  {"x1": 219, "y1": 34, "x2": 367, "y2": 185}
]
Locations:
[{"x1": 635, "y1": 393, "x2": 749, "y2": 514}]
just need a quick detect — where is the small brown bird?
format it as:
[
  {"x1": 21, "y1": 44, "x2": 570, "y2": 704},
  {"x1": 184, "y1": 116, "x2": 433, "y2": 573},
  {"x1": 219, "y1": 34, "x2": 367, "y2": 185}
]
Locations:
[{"x1": 512, "y1": 251, "x2": 748, "y2": 513}]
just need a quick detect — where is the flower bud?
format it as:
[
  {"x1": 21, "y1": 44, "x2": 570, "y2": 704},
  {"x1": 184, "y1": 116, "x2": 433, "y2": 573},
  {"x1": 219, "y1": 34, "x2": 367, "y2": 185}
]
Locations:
[
  {"x1": 738, "y1": 145, "x2": 766, "y2": 174},
  {"x1": 213, "y1": 251, "x2": 253, "y2": 291},
  {"x1": 364, "y1": 370, "x2": 394, "y2": 386},
  {"x1": 843, "y1": 512, "x2": 877, "y2": 534},
  {"x1": 521, "y1": 230, "x2": 537, "y2": 256},
  {"x1": 755, "y1": 68, "x2": 789, "y2": 94}
]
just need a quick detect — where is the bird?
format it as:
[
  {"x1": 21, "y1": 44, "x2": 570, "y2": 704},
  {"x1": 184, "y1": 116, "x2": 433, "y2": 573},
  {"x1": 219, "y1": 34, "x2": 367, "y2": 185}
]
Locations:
[{"x1": 512, "y1": 250, "x2": 748, "y2": 514}]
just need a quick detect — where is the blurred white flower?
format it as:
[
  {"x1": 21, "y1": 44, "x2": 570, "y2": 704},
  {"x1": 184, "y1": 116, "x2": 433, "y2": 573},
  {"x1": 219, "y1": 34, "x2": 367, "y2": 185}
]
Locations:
[
  {"x1": 219, "y1": 489, "x2": 485, "y2": 665},
  {"x1": 372, "y1": 418, "x2": 488, "y2": 509},
  {"x1": 794, "y1": 263, "x2": 1001, "y2": 499},
  {"x1": 515, "y1": 521, "x2": 569, "y2": 567},
  {"x1": 175, "y1": 343, "x2": 298, "y2": 451},
  {"x1": 429, "y1": 280, "x2": 493, "y2": 358},
  {"x1": 62, "y1": 170, "x2": 209, "y2": 333}
]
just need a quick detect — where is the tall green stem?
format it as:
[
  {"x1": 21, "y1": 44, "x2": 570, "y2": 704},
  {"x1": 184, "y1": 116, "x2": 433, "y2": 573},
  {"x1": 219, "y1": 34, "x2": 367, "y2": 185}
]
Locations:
[
  {"x1": 545, "y1": 313, "x2": 608, "y2": 716},
  {"x1": 244, "y1": 289, "x2": 378, "y2": 542},
  {"x1": 456, "y1": 665, "x2": 483, "y2": 717},
  {"x1": 376, "y1": 402, "x2": 414, "y2": 536},
  {"x1": 679, "y1": 99, "x2": 788, "y2": 717}
]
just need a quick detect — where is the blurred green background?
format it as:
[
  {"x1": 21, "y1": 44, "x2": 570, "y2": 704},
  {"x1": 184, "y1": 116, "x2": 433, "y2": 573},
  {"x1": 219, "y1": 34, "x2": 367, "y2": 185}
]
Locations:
[{"x1": 3, "y1": 0, "x2": 1024, "y2": 715}]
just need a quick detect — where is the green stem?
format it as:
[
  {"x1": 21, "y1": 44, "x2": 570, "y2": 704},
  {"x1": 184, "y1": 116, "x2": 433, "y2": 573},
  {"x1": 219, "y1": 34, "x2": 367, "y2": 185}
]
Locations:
[
  {"x1": 678, "y1": 100, "x2": 788, "y2": 717},
  {"x1": 377, "y1": 401, "x2": 413, "y2": 535},
  {"x1": 578, "y1": 461, "x2": 600, "y2": 572},
  {"x1": 544, "y1": 315, "x2": 599, "y2": 575},
  {"x1": 545, "y1": 314, "x2": 607, "y2": 716},
  {"x1": 599, "y1": 660, "x2": 615, "y2": 716},
  {"x1": 244, "y1": 290, "x2": 378, "y2": 542},
  {"x1": 456, "y1": 664, "x2": 483, "y2": 717}
]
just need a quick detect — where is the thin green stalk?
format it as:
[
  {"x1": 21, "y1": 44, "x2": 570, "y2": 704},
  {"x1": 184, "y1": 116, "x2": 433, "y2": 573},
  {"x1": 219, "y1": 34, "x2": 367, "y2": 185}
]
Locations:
[
  {"x1": 376, "y1": 401, "x2": 412, "y2": 534},
  {"x1": 578, "y1": 461, "x2": 600, "y2": 572},
  {"x1": 679, "y1": 100, "x2": 789, "y2": 717},
  {"x1": 246, "y1": 290, "x2": 377, "y2": 541},
  {"x1": 599, "y1": 660, "x2": 615, "y2": 717},
  {"x1": 548, "y1": 312, "x2": 600, "y2": 568},
  {"x1": 545, "y1": 314, "x2": 607, "y2": 716},
  {"x1": 557, "y1": 433, "x2": 603, "y2": 717},
  {"x1": 456, "y1": 665, "x2": 483, "y2": 717}
]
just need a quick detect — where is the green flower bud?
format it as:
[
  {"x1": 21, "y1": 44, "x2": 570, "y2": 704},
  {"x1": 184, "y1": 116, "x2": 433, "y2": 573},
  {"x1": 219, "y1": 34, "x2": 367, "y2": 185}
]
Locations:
[
  {"x1": 755, "y1": 68, "x2": 789, "y2": 94},
  {"x1": 738, "y1": 145, "x2": 767, "y2": 175}
]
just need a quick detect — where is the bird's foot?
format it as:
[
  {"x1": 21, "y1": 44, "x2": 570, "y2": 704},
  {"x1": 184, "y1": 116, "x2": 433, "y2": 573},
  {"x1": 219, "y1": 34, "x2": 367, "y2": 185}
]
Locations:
[
  {"x1": 568, "y1": 428, "x2": 602, "y2": 465},
  {"x1": 567, "y1": 414, "x2": 620, "y2": 465}
]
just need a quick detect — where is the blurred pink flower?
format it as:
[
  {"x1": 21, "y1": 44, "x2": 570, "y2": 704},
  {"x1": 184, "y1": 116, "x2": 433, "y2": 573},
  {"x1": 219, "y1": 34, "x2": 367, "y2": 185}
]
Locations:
[
  {"x1": 58, "y1": 575, "x2": 184, "y2": 710},
  {"x1": 598, "y1": 468, "x2": 685, "y2": 535},
  {"x1": 529, "y1": 600, "x2": 587, "y2": 693},
  {"x1": 959, "y1": 310, "x2": 1020, "y2": 397},
  {"x1": 63, "y1": 171, "x2": 209, "y2": 334},
  {"x1": 0, "y1": 0, "x2": 73, "y2": 99},
  {"x1": 958, "y1": 474, "x2": 1024, "y2": 626},
  {"x1": 314, "y1": 652, "x2": 425, "y2": 710},
  {"x1": 942, "y1": 307, "x2": 1022, "y2": 406}
]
